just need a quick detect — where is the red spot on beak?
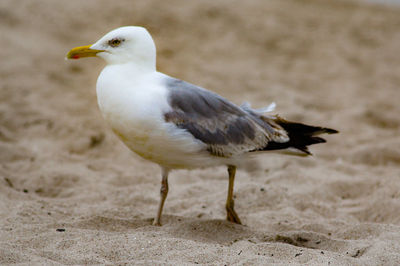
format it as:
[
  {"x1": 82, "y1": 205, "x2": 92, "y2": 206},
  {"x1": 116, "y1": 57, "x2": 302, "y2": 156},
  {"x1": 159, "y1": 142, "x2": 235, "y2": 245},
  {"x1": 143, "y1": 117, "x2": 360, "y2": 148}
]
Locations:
[{"x1": 72, "y1": 54, "x2": 80, "y2": 59}]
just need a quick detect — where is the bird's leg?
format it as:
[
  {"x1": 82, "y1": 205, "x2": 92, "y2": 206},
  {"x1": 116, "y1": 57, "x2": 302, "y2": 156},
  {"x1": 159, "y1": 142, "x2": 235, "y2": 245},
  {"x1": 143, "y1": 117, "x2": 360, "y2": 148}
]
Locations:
[
  {"x1": 226, "y1": 165, "x2": 242, "y2": 224},
  {"x1": 153, "y1": 167, "x2": 169, "y2": 226}
]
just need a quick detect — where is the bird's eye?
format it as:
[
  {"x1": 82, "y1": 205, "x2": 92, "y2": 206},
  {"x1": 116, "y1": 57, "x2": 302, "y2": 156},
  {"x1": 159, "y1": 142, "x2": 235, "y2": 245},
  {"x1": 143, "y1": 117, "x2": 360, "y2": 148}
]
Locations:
[{"x1": 108, "y1": 38, "x2": 123, "y2": 47}]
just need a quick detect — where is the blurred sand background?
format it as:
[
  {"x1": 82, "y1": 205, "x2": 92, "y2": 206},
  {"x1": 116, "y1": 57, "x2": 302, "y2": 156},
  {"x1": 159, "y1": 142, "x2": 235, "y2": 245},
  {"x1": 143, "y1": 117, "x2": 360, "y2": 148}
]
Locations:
[{"x1": 1, "y1": 0, "x2": 400, "y2": 264}]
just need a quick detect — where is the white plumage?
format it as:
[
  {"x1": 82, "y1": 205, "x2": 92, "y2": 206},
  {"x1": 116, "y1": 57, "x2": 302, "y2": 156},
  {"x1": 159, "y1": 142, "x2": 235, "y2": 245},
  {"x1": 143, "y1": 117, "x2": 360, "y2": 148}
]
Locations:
[{"x1": 67, "y1": 26, "x2": 337, "y2": 225}]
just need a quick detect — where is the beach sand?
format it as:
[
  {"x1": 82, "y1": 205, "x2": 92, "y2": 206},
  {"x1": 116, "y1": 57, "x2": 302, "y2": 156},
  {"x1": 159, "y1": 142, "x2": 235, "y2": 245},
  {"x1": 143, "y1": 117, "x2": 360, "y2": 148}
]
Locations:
[{"x1": 1, "y1": 0, "x2": 400, "y2": 264}]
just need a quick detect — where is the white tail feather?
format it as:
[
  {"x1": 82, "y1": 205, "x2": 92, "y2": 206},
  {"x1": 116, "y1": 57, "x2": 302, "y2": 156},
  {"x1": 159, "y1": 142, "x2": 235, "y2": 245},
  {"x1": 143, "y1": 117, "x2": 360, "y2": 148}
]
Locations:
[{"x1": 240, "y1": 101, "x2": 276, "y2": 114}]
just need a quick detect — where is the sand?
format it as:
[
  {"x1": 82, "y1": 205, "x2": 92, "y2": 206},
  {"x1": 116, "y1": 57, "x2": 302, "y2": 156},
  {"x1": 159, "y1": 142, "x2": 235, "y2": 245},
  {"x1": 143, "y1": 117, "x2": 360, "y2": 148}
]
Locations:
[{"x1": 1, "y1": 0, "x2": 400, "y2": 264}]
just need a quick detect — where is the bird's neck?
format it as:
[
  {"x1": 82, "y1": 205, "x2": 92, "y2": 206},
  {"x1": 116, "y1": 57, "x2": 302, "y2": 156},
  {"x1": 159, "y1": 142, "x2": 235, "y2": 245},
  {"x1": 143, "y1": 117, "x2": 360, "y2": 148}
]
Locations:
[
  {"x1": 111, "y1": 61, "x2": 156, "y2": 75},
  {"x1": 104, "y1": 50, "x2": 156, "y2": 73},
  {"x1": 134, "y1": 53, "x2": 156, "y2": 72}
]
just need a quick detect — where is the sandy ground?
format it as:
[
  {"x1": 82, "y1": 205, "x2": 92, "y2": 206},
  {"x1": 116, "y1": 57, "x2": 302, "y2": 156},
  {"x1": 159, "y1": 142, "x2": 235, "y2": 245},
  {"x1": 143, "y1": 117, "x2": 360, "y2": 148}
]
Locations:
[{"x1": 1, "y1": 0, "x2": 400, "y2": 264}]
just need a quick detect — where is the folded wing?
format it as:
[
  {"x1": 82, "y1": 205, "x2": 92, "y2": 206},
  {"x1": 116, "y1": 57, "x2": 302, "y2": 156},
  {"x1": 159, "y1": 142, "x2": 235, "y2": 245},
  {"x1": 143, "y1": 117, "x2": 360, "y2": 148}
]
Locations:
[{"x1": 163, "y1": 78, "x2": 289, "y2": 157}]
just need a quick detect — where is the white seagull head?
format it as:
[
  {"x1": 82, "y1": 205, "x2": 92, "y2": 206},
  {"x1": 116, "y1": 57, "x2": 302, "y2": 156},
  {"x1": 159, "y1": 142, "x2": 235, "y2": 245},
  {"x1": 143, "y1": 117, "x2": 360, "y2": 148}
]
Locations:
[{"x1": 67, "y1": 26, "x2": 156, "y2": 68}]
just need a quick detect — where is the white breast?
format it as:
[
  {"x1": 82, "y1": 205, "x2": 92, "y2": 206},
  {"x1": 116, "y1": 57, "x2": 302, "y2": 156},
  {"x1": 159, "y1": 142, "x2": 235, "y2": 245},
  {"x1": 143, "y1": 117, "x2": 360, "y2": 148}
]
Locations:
[{"x1": 96, "y1": 65, "x2": 213, "y2": 169}]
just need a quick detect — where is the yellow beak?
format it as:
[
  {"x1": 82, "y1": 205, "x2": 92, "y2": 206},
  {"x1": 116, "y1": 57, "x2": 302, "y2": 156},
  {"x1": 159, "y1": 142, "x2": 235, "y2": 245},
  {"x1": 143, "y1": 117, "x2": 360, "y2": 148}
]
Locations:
[{"x1": 66, "y1": 45, "x2": 105, "y2": 59}]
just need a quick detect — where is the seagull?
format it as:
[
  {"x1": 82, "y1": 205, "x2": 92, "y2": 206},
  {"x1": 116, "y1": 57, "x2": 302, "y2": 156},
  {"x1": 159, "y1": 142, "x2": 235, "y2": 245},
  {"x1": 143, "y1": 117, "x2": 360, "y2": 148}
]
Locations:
[{"x1": 66, "y1": 26, "x2": 338, "y2": 226}]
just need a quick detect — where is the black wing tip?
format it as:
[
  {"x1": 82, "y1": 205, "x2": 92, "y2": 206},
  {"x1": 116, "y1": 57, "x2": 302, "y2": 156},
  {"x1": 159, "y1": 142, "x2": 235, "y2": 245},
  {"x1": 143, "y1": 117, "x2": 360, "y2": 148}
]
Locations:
[
  {"x1": 322, "y1": 127, "x2": 339, "y2": 134},
  {"x1": 312, "y1": 136, "x2": 327, "y2": 144},
  {"x1": 299, "y1": 146, "x2": 313, "y2": 155},
  {"x1": 260, "y1": 119, "x2": 338, "y2": 155}
]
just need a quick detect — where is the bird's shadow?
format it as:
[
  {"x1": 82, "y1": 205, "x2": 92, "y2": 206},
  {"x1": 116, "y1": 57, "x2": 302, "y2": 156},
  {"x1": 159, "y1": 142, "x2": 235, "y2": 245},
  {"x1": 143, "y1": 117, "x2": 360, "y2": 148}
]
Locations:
[
  {"x1": 161, "y1": 215, "x2": 256, "y2": 245},
  {"x1": 61, "y1": 214, "x2": 257, "y2": 245},
  {"x1": 58, "y1": 214, "x2": 349, "y2": 252}
]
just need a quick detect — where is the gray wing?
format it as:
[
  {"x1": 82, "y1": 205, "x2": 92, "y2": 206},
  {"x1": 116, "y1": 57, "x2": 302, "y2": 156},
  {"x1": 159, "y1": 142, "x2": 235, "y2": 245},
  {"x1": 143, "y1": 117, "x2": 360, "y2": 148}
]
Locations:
[{"x1": 163, "y1": 77, "x2": 288, "y2": 157}]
